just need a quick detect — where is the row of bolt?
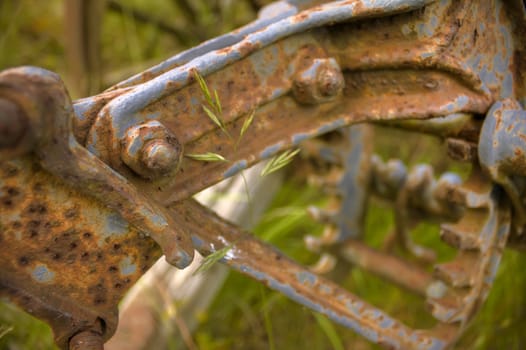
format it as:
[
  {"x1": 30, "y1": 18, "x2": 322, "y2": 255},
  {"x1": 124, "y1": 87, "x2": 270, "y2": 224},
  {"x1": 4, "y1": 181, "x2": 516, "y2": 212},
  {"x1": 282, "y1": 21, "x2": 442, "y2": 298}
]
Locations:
[
  {"x1": 119, "y1": 57, "x2": 345, "y2": 179},
  {"x1": 0, "y1": 58, "x2": 344, "y2": 180}
]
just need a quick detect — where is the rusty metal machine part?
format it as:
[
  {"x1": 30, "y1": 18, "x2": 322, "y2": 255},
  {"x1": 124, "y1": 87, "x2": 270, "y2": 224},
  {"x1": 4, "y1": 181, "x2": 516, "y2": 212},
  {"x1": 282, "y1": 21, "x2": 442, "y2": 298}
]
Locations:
[
  {"x1": 301, "y1": 120, "x2": 512, "y2": 337},
  {"x1": 0, "y1": 67, "x2": 192, "y2": 348},
  {"x1": 86, "y1": 0, "x2": 508, "y2": 204},
  {"x1": 0, "y1": 67, "x2": 193, "y2": 269},
  {"x1": 1, "y1": 0, "x2": 526, "y2": 349}
]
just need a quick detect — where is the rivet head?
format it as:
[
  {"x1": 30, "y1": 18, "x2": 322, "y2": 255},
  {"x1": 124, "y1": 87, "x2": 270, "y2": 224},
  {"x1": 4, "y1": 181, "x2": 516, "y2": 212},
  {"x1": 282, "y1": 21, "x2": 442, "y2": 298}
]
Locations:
[
  {"x1": 121, "y1": 121, "x2": 182, "y2": 180},
  {"x1": 292, "y1": 58, "x2": 344, "y2": 105}
]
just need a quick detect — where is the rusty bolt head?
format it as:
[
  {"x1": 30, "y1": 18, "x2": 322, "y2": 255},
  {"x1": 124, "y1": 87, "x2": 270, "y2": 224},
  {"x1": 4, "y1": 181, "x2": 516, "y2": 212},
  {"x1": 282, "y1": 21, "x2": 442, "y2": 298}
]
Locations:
[
  {"x1": 121, "y1": 120, "x2": 182, "y2": 180},
  {"x1": 292, "y1": 58, "x2": 344, "y2": 105},
  {"x1": 69, "y1": 330, "x2": 104, "y2": 350}
]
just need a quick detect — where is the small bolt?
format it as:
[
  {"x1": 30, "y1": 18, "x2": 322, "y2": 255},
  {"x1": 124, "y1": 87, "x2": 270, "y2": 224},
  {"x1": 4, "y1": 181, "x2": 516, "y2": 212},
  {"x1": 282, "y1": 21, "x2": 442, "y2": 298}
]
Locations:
[
  {"x1": 142, "y1": 139, "x2": 179, "y2": 173},
  {"x1": 446, "y1": 138, "x2": 477, "y2": 162},
  {"x1": 0, "y1": 97, "x2": 28, "y2": 149},
  {"x1": 121, "y1": 121, "x2": 182, "y2": 180},
  {"x1": 426, "y1": 280, "x2": 448, "y2": 299},
  {"x1": 292, "y1": 58, "x2": 344, "y2": 105},
  {"x1": 318, "y1": 66, "x2": 343, "y2": 97},
  {"x1": 69, "y1": 330, "x2": 103, "y2": 350}
]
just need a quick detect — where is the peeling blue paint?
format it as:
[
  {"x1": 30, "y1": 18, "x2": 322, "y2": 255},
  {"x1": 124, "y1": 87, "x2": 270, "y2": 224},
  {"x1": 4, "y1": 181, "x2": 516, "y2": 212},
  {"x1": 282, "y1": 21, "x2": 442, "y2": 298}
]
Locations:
[
  {"x1": 73, "y1": 98, "x2": 96, "y2": 121},
  {"x1": 223, "y1": 160, "x2": 248, "y2": 178},
  {"x1": 144, "y1": 112, "x2": 161, "y2": 121},
  {"x1": 253, "y1": 45, "x2": 279, "y2": 79},
  {"x1": 442, "y1": 95, "x2": 468, "y2": 113},
  {"x1": 31, "y1": 264, "x2": 55, "y2": 283},
  {"x1": 400, "y1": 24, "x2": 413, "y2": 36},
  {"x1": 317, "y1": 118, "x2": 345, "y2": 134},
  {"x1": 225, "y1": 261, "x2": 443, "y2": 349},
  {"x1": 380, "y1": 317, "x2": 395, "y2": 329},
  {"x1": 420, "y1": 51, "x2": 434, "y2": 59},
  {"x1": 139, "y1": 207, "x2": 168, "y2": 228},
  {"x1": 292, "y1": 132, "x2": 310, "y2": 145},
  {"x1": 88, "y1": 0, "x2": 433, "y2": 154},
  {"x1": 191, "y1": 235, "x2": 205, "y2": 249},
  {"x1": 86, "y1": 132, "x2": 99, "y2": 156},
  {"x1": 296, "y1": 271, "x2": 317, "y2": 285},
  {"x1": 270, "y1": 87, "x2": 287, "y2": 100},
  {"x1": 99, "y1": 213, "x2": 130, "y2": 246},
  {"x1": 319, "y1": 284, "x2": 333, "y2": 294},
  {"x1": 119, "y1": 256, "x2": 137, "y2": 276},
  {"x1": 260, "y1": 143, "x2": 283, "y2": 159}
]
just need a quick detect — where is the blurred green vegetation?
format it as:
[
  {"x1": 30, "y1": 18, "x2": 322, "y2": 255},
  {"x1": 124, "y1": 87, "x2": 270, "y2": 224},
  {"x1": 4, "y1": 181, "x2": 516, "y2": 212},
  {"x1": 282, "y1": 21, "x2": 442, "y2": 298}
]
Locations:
[{"x1": 1, "y1": 1, "x2": 526, "y2": 349}]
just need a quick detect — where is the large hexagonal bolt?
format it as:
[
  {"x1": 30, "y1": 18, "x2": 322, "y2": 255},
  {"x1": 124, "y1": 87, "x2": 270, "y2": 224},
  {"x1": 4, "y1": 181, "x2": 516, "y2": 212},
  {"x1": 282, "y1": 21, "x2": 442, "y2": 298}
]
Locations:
[
  {"x1": 121, "y1": 120, "x2": 183, "y2": 180},
  {"x1": 292, "y1": 58, "x2": 345, "y2": 105}
]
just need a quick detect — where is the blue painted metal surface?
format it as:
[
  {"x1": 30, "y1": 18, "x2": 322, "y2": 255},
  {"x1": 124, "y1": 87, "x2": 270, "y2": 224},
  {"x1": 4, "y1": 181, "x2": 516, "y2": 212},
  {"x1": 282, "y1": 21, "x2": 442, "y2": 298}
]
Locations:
[
  {"x1": 81, "y1": 0, "x2": 516, "y2": 206},
  {"x1": 479, "y1": 99, "x2": 526, "y2": 228},
  {"x1": 172, "y1": 199, "x2": 450, "y2": 349}
]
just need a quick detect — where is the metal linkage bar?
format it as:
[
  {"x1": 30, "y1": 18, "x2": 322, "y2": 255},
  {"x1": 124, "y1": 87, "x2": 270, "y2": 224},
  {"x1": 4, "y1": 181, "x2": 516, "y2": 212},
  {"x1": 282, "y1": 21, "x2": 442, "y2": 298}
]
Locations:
[
  {"x1": 171, "y1": 199, "x2": 450, "y2": 350},
  {"x1": 81, "y1": 0, "x2": 505, "y2": 203}
]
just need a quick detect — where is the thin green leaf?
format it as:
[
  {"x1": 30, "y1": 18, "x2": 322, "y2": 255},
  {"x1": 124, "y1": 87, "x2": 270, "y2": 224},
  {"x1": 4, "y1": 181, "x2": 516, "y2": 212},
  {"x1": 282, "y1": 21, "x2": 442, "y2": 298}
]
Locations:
[
  {"x1": 235, "y1": 110, "x2": 255, "y2": 150},
  {"x1": 240, "y1": 171, "x2": 254, "y2": 225},
  {"x1": 203, "y1": 102, "x2": 231, "y2": 139},
  {"x1": 214, "y1": 89, "x2": 222, "y2": 115},
  {"x1": 202, "y1": 105, "x2": 223, "y2": 128},
  {"x1": 193, "y1": 245, "x2": 233, "y2": 275},
  {"x1": 0, "y1": 325, "x2": 13, "y2": 339},
  {"x1": 194, "y1": 70, "x2": 232, "y2": 139},
  {"x1": 186, "y1": 152, "x2": 227, "y2": 162},
  {"x1": 194, "y1": 70, "x2": 212, "y2": 103},
  {"x1": 239, "y1": 110, "x2": 255, "y2": 140},
  {"x1": 313, "y1": 313, "x2": 344, "y2": 350},
  {"x1": 260, "y1": 286, "x2": 276, "y2": 350},
  {"x1": 260, "y1": 149, "x2": 301, "y2": 177}
]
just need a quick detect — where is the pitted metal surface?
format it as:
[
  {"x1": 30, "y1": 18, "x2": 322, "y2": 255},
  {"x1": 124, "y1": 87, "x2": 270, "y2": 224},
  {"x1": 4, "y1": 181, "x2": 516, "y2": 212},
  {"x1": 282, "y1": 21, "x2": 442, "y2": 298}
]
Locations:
[{"x1": 0, "y1": 157, "x2": 161, "y2": 348}]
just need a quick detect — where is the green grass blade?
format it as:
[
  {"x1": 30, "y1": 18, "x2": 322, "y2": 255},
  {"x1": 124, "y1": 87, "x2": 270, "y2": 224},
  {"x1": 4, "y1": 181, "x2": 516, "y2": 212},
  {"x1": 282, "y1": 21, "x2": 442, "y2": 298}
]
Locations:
[
  {"x1": 239, "y1": 110, "x2": 255, "y2": 140},
  {"x1": 186, "y1": 152, "x2": 227, "y2": 162},
  {"x1": 260, "y1": 286, "x2": 276, "y2": 350},
  {"x1": 313, "y1": 313, "x2": 344, "y2": 350},
  {"x1": 194, "y1": 70, "x2": 212, "y2": 103},
  {"x1": 235, "y1": 110, "x2": 255, "y2": 150},
  {"x1": 193, "y1": 245, "x2": 233, "y2": 276},
  {"x1": 0, "y1": 325, "x2": 13, "y2": 339},
  {"x1": 194, "y1": 69, "x2": 232, "y2": 139},
  {"x1": 202, "y1": 105, "x2": 223, "y2": 128},
  {"x1": 203, "y1": 104, "x2": 231, "y2": 139},
  {"x1": 261, "y1": 149, "x2": 301, "y2": 177},
  {"x1": 214, "y1": 89, "x2": 222, "y2": 115}
]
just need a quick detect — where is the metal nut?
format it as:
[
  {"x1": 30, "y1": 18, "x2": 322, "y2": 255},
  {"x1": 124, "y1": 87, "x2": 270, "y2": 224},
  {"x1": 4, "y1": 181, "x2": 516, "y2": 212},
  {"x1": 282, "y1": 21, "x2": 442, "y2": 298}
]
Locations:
[
  {"x1": 69, "y1": 330, "x2": 104, "y2": 350},
  {"x1": 121, "y1": 120, "x2": 182, "y2": 180},
  {"x1": 292, "y1": 58, "x2": 344, "y2": 105}
]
